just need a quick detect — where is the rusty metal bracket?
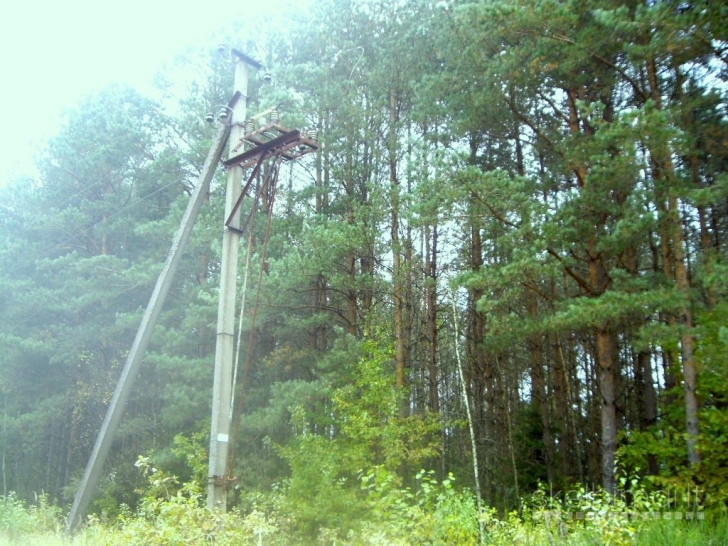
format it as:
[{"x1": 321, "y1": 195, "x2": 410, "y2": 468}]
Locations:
[
  {"x1": 225, "y1": 152, "x2": 268, "y2": 229},
  {"x1": 225, "y1": 129, "x2": 300, "y2": 168},
  {"x1": 222, "y1": 121, "x2": 317, "y2": 232}
]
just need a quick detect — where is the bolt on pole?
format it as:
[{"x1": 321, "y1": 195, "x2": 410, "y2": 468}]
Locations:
[{"x1": 207, "y1": 49, "x2": 261, "y2": 510}]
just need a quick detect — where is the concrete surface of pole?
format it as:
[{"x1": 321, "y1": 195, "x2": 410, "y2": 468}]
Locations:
[{"x1": 207, "y1": 49, "x2": 259, "y2": 510}]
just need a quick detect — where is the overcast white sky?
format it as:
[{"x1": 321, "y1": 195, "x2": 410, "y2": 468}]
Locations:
[{"x1": 0, "y1": 0, "x2": 303, "y2": 186}]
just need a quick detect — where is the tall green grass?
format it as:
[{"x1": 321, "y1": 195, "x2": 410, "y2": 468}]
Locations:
[
  {"x1": 633, "y1": 516, "x2": 728, "y2": 546},
  {"x1": 1, "y1": 479, "x2": 726, "y2": 545}
]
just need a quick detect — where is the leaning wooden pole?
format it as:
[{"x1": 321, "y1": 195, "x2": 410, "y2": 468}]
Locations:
[{"x1": 65, "y1": 122, "x2": 231, "y2": 534}]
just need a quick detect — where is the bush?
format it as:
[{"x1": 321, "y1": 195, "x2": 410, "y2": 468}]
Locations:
[{"x1": 0, "y1": 492, "x2": 63, "y2": 541}]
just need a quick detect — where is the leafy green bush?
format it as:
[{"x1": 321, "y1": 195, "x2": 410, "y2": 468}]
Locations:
[
  {"x1": 0, "y1": 492, "x2": 63, "y2": 542},
  {"x1": 272, "y1": 335, "x2": 441, "y2": 538},
  {"x1": 3, "y1": 477, "x2": 728, "y2": 545},
  {"x1": 619, "y1": 301, "x2": 728, "y2": 509},
  {"x1": 357, "y1": 467, "x2": 481, "y2": 545},
  {"x1": 0, "y1": 493, "x2": 36, "y2": 539}
]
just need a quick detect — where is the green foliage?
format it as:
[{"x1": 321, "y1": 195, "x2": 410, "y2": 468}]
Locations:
[
  {"x1": 518, "y1": 477, "x2": 727, "y2": 546},
  {"x1": 0, "y1": 493, "x2": 63, "y2": 542},
  {"x1": 90, "y1": 455, "x2": 292, "y2": 546},
  {"x1": 633, "y1": 517, "x2": 728, "y2": 546},
  {"x1": 272, "y1": 335, "x2": 442, "y2": 537},
  {"x1": 619, "y1": 301, "x2": 728, "y2": 507},
  {"x1": 170, "y1": 432, "x2": 209, "y2": 491},
  {"x1": 356, "y1": 467, "x2": 480, "y2": 545},
  {"x1": 329, "y1": 336, "x2": 442, "y2": 470},
  {"x1": 4, "y1": 478, "x2": 728, "y2": 545},
  {"x1": 1, "y1": 0, "x2": 727, "y2": 537}
]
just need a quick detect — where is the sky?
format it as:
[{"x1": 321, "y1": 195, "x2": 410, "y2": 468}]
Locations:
[{"x1": 0, "y1": 0, "x2": 301, "y2": 186}]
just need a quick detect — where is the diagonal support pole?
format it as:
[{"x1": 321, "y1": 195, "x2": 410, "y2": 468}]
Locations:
[{"x1": 65, "y1": 122, "x2": 231, "y2": 534}]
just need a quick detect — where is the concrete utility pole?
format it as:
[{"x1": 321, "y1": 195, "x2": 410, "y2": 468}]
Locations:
[
  {"x1": 207, "y1": 49, "x2": 261, "y2": 510},
  {"x1": 65, "y1": 48, "x2": 314, "y2": 531},
  {"x1": 66, "y1": 122, "x2": 231, "y2": 534}
]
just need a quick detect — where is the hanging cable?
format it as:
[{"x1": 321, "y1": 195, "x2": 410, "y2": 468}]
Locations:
[
  {"x1": 4, "y1": 177, "x2": 186, "y2": 282},
  {"x1": 229, "y1": 173, "x2": 262, "y2": 421},
  {"x1": 226, "y1": 157, "x2": 282, "y2": 486}
]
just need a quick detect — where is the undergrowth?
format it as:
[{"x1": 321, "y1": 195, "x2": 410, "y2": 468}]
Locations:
[{"x1": 1, "y1": 467, "x2": 726, "y2": 545}]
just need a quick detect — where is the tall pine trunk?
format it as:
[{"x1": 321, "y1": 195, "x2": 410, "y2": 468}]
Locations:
[
  {"x1": 389, "y1": 88, "x2": 407, "y2": 417},
  {"x1": 646, "y1": 57, "x2": 701, "y2": 465}
]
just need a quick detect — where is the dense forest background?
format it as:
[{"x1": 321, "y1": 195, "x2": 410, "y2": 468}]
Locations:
[{"x1": 1, "y1": 0, "x2": 727, "y2": 536}]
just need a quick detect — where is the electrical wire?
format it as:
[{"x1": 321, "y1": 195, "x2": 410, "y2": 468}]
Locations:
[
  {"x1": 229, "y1": 175, "x2": 261, "y2": 420},
  {"x1": 2, "y1": 178, "x2": 193, "y2": 280},
  {"x1": 226, "y1": 158, "x2": 282, "y2": 485},
  {"x1": 2, "y1": 178, "x2": 197, "y2": 335}
]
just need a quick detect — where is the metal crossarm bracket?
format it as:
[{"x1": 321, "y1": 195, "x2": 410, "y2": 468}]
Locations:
[
  {"x1": 224, "y1": 121, "x2": 318, "y2": 170},
  {"x1": 225, "y1": 152, "x2": 268, "y2": 230}
]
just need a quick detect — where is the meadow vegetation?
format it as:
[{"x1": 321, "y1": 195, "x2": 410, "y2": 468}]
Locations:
[{"x1": 2, "y1": 464, "x2": 726, "y2": 545}]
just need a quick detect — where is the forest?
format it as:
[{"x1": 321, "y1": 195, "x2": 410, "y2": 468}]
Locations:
[{"x1": 1, "y1": 0, "x2": 727, "y2": 544}]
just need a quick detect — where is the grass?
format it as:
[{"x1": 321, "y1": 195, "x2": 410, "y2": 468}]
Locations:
[
  {"x1": 1, "y1": 509, "x2": 727, "y2": 545},
  {"x1": 633, "y1": 516, "x2": 728, "y2": 546},
  {"x1": 2, "y1": 479, "x2": 727, "y2": 546},
  {"x1": 1, "y1": 519, "x2": 727, "y2": 545}
]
